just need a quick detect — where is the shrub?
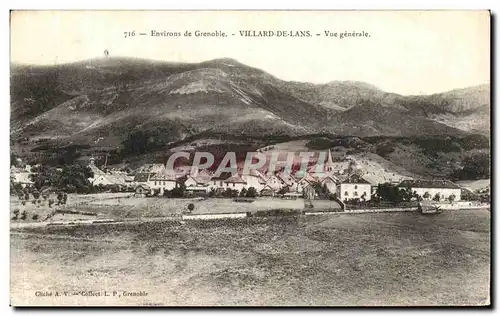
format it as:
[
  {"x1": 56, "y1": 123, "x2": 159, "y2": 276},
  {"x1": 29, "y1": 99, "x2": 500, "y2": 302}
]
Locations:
[
  {"x1": 20, "y1": 211, "x2": 27, "y2": 220},
  {"x1": 32, "y1": 214, "x2": 39, "y2": 220},
  {"x1": 328, "y1": 193, "x2": 337, "y2": 201},
  {"x1": 246, "y1": 187, "x2": 257, "y2": 198},
  {"x1": 208, "y1": 188, "x2": 216, "y2": 197},
  {"x1": 423, "y1": 191, "x2": 430, "y2": 200},
  {"x1": 32, "y1": 190, "x2": 40, "y2": 200},
  {"x1": 239, "y1": 188, "x2": 248, "y2": 198}
]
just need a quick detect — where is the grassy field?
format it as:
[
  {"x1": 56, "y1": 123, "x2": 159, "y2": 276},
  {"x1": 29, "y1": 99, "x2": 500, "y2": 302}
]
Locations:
[
  {"x1": 10, "y1": 209, "x2": 490, "y2": 306},
  {"x1": 11, "y1": 194, "x2": 333, "y2": 221}
]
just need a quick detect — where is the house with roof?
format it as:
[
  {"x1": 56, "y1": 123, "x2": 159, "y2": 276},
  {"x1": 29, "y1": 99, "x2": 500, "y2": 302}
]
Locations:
[
  {"x1": 10, "y1": 167, "x2": 34, "y2": 188},
  {"x1": 260, "y1": 184, "x2": 276, "y2": 197},
  {"x1": 149, "y1": 169, "x2": 178, "y2": 194},
  {"x1": 295, "y1": 172, "x2": 318, "y2": 192},
  {"x1": 185, "y1": 169, "x2": 212, "y2": 186},
  {"x1": 224, "y1": 174, "x2": 247, "y2": 192},
  {"x1": 302, "y1": 183, "x2": 317, "y2": 200},
  {"x1": 263, "y1": 173, "x2": 286, "y2": 192},
  {"x1": 319, "y1": 175, "x2": 339, "y2": 194},
  {"x1": 184, "y1": 169, "x2": 212, "y2": 193},
  {"x1": 399, "y1": 179, "x2": 461, "y2": 202},
  {"x1": 209, "y1": 172, "x2": 233, "y2": 191},
  {"x1": 276, "y1": 171, "x2": 299, "y2": 193},
  {"x1": 337, "y1": 174, "x2": 372, "y2": 202},
  {"x1": 241, "y1": 169, "x2": 268, "y2": 192},
  {"x1": 134, "y1": 183, "x2": 151, "y2": 197}
]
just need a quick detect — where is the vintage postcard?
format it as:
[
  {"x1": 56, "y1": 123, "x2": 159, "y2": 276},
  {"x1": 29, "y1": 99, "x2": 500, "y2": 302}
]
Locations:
[{"x1": 9, "y1": 10, "x2": 491, "y2": 306}]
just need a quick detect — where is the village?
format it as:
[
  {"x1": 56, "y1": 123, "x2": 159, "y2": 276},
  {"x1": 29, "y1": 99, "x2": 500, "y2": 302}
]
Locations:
[{"x1": 9, "y1": 149, "x2": 490, "y2": 221}]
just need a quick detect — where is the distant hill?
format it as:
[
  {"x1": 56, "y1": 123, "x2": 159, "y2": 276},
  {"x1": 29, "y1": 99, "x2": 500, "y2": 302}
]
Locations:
[{"x1": 10, "y1": 57, "x2": 490, "y2": 172}]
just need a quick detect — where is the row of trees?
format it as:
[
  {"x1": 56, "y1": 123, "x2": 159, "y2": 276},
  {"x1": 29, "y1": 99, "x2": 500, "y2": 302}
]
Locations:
[
  {"x1": 14, "y1": 186, "x2": 68, "y2": 207},
  {"x1": 12, "y1": 209, "x2": 39, "y2": 221},
  {"x1": 207, "y1": 187, "x2": 258, "y2": 198},
  {"x1": 151, "y1": 184, "x2": 259, "y2": 199},
  {"x1": 372, "y1": 183, "x2": 456, "y2": 204}
]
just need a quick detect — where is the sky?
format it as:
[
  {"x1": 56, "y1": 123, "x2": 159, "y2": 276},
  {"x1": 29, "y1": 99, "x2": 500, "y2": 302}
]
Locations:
[{"x1": 10, "y1": 10, "x2": 490, "y2": 95}]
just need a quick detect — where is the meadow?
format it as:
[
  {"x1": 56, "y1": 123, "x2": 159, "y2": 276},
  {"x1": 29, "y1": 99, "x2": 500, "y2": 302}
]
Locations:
[
  {"x1": 11, "y1": 193, "x2": 342, "y2": 222},
  {"x1": 10, "y1": 209, "x2": 490, "y2": 306}
]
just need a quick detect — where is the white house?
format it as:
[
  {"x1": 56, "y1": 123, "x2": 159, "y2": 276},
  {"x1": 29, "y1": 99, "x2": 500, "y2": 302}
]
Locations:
[
  {"x1": 10, "y1": 168, "x2": 33, "y2": 188},
  {"x1": 337, "y1": 174, "x2": 372, "y2": 202},
  {"x1": 398, "y1": 179, "x2": 461, "y2": 202},
  {"x1": 241, "y1": 169, "x2": 267, "y2": 191},
  {"x1": 320, "y1": 175, "x2": 339, "y2": 194},
  {"x1": 184, "y1": 169, "x2": 212, "y2": 193},
  {"x1": 264, "y1": 174, "x2": 286, "y2": 191},
  {"x1": 149, "y1": 170, "x2": 178, "y2": 194},
  {"x1": 224, "y1": 174, "x2": 247, "y2": 192},
  {"x1": 209, "y1": 172, "x2": 233, "y2": 191}
]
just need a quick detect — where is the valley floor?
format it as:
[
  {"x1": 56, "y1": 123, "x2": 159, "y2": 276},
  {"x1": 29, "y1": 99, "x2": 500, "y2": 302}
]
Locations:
[{"x1": 10, "y1": 209, "x2": 490, "y2": 306}]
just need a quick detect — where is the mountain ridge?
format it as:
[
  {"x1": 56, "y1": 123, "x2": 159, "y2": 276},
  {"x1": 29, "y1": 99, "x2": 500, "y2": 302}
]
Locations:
[{"x1": 10, "y1": 57, "x2": 490, "y2": 154}]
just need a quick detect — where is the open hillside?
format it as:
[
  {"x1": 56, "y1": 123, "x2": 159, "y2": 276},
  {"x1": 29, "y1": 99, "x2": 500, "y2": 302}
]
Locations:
[
  {"x1": 11, "y1": 58, "x2": 329, "y2": 147},
  {"x1": 10, "y1": 57, "x2": 490, "y2": 180}
]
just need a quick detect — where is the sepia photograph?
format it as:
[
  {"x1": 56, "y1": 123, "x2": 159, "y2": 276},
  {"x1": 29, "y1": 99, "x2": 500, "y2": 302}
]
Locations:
[{"x1": 9, "y1": 10, "x2": 491, "y2": 306}]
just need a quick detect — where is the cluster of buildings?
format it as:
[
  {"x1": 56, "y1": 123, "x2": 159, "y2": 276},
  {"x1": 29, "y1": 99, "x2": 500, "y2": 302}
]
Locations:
[
  {"x1": 10, "y1": 150, "x2": 464, "y2": 202},
  {"x1": 126, "y1": 150, "x2": 370, "y2": 199},
  {"x1": 113, "y1": 150, "x2": 461, "y2": 202},
  {"x1": 10, "y1": 164, "x2": 36, "y2": 188}
]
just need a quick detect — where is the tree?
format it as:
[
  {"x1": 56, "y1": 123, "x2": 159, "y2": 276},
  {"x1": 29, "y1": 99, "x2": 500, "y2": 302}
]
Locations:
[
  {"x1": 277, "y1": 186, "x2": 288, "y2": 195},
  {"x1": 20, "y1": 211, "x2": 27, "y2": 220},
  {"x1": 187, "y1": 203, "x2": 195, "y2": 212},
  {"x1": 376, "y1": 183, "x2": 404, "y2": 204},
  {"x1": 12, "y1": 209, "x2": 20, "y2": 220},
  {"x1": 208, "y1": 188, "x2": 216, "y2": 197},
  {"x1": 399, "y1": 187, "x2": 414, "y2": 202},
  {"x1": 360, "y1": 192, "x2": 367, "y2": 202},
  {"x1": 57, "y1": 192, "x2": 64, "y2": 205},
  {"x1": 311, "y1": 181, "x2": 324, "y2": 197},
  {"x1": 170, "y1": 182, "x2": 186, "y2": 198},
  {"x1": 30, "y1": 164, "x2": 94, "y2": 193},
  {"x1": 32, "y1": 190, "x2": 40, "y2": 200},
  {"x1": 246, "y1": 187, "x2": 257, "y2": 198},
  {"x1": 223, "y1": 188, "x2": 238, "y2": 198},
  {"x1": 448, "y1": 194, "x2": 456, "y2": 203},
  {"x1": 452, "y1": 153, "x2": 490, "y2": 180},
  {"x1": 423, "y1": 191, "x2": 430, "y2": 200},
  {"x1": 239, "y1": 188, "x2": 247, "y2": 197},
  {"x1": 433, "y1": 193, "x2": 441, "y2": 202},
  {"x1": 328, "y1": 193, "x2": 337, "y2": 201}
]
